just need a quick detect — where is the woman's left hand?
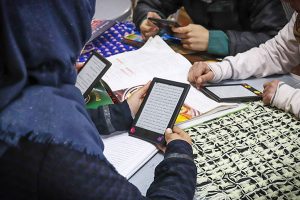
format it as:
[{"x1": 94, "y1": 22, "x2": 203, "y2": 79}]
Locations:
[{"x1": 127, "y1": 82, "x2": 151, "y2": 116}]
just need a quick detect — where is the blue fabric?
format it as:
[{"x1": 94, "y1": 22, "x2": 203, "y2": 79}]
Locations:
[
  {"x1": 0, "y1": 0, "x2": 107, "y2": 157},
  {"x1": 0, "y1": 138, "x2": 197, "y2": 199}
]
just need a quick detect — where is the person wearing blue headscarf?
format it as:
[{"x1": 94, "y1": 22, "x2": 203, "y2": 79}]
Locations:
[{"x1": 0, "y1": 0, "x2": 197, "y2": 199}]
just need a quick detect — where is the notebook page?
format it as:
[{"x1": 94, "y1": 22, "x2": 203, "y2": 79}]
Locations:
[{"x1": 102, "y1": 132, "x2": 158, "y2": 179}]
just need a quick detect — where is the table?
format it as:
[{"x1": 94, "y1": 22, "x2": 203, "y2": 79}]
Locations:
[
  {"x1": 81, "y1": 21, "x2": 300, "y2": 198},
  {"x1": 129, "y1": 74, "x2": 300, "y2": 198}
]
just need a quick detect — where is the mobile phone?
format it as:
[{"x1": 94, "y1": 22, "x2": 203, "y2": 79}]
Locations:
[
  {"x1": 122, "y1": 33, "x2": 145, "y2": 48},
  {"x1": 148, "y1": 17, "x2": 181, "y2": 28},
  {"x1": 75, "y1": 51, "x2": 111, "y2": 98},
  {"x1": 129, "y1": 78, "x2": 190, "y2": 144}
]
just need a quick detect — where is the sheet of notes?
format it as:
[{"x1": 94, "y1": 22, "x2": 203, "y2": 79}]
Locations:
[
  {"x1": 75, "y1": 55, "x2": 106, "y2": 95},
  {"x1": 136, "y1": 82, "x2": 184, "y2": 134}
]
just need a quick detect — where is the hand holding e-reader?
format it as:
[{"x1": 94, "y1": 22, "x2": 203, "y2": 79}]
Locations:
[
  {"x1": 75, "y1": 51, "x2": 111, "y2": 98},
  {"x1": 129, "y1": 78, "x2": 190, "y2": 144}
]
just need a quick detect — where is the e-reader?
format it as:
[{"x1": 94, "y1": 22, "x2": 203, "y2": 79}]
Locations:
[
  {"x1": 129, "y1": 78, "x2": 190, "y2": 144},
  {"x1": 75, "y1": 51, "x2": 111, "y2": 98},
  {"x1": 201, "y1": 83, "x2": 262, "y2": 102}
]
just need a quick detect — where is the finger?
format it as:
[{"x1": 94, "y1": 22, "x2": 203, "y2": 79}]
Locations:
[
  {"x1": 147, "y1": 12, "x2": 161, "y2": 19},
  {"x1": 199, "y1": 71, "x2": 214, "y2": 84},
  {"x1": 181, "y1": 38, "x2": 192, "y2": 45},
  {"x1": 172, "y1": 126, "x2": 185, "y2": 135},
  {"x1": 172, "y1": 26, "x2": 190, "y2": 34},
  {"x1": 156, "y1": 144, "x2": 166, "y2": 153},
  {"x1": 140, "y1": 81, "x2": 151, "y2": 93},
  {"x1": 188, "y1": 63, "x2": 206, "y2": 84},
  {"x1": 143, "y1": 24, "x2": 158, "y2": 32},
  {"x1": 262, "y1": 95, "x2": 271, "y2": 105},
  {"x1": 187, "y1": 63, "x2": 199, "y2": 83},
  {"x1": 75, "y1": 62, "x2": 84, "y2": 71},
  {"x1": 164, "y1": 127, "x2": 173, "y2": 136},
  {"x1": 263, "y1": 82, "x2": 270, "y2": 88},
  {"x1": 173, "y1": 33, "x2": 188, "y2": 39},
  {"x1": 182, "y1": 43, "x2": 192, "y2": 50},
  {"x1": 144, "y1": 31, "x2": 158, "y2": 38}
]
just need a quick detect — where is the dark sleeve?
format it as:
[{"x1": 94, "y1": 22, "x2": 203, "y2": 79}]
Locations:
[
  {"x1": 147, "y1": 140, "x2": 197, "y2": 200},
  {"x1": 226, "y1": 0, "x2": 288, "y2": 55},
  {"x1": 87, "y1": 101, "x2": 133, "y2": 135},
  {"x1": 133, "y1": 0, "x2": 183, "y2": 30},
  {"x1": 39, "y1": 140, "x2": 196, "y2": 200}
]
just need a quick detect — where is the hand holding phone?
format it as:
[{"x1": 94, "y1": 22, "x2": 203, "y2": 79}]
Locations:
[
  {"x1": 148, "y1": 17, "x2": 181, "y2": 29},
  {"x1": 148, "y1": 17, "x2": 181, "y2": 36}
]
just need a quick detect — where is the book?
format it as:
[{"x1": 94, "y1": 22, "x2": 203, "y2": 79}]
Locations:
[
  {"x1": 102, "y1": 132, "x2": 158, "y2": 179},
  {"x1": 102, "y1": 36, "x2": 238, "y2": 126},
  {"x1": 85, "y1": 81, "x2": 114, "y2": 109}
]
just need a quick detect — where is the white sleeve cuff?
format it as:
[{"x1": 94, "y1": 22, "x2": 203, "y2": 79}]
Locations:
[
  {"x1": 271, "y1": 82, "x2": 300, "y2": 118},
  {"x1": 207, "y1": 59, "x2": 233, "y2": 83}
]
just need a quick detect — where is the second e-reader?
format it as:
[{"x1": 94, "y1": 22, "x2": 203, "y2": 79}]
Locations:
[
  {"x1": 75, "y1": 51, "x2": 111, "y2": 98},
  {"x1": 129, "y1": 78, "x2": 190, "y2": 144},
  {"x1": 201, "y1": 83, "x2": 262, "y2": 102}
]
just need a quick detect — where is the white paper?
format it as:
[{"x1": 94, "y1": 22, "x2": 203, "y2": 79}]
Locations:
[
  {"x1": 103, "y1": 36, "x2": 237, "y2": 116},
  {"x1": 102, "y1": 132, "x2": 157, "y2": 179}
]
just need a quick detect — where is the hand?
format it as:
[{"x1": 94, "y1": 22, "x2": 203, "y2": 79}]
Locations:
[
  {"x1": 75, "y1": 62, "x2": 84, "y2": 72},
  {"x1": 262, "y1": 80, "x2": 280, "y2": 105},
  {"x1": 140, "y1": 12, "x2": 160, "y2": 40},
  {"x1": 157, "y1": 126, "x2": 192, "y2": 152},
  {"x1": 188, "y1": 62, "x2": 214, "y2": 88},
  {"x1": 172, "y1": 24, "x2": 209, "y2": 51},
  {"x1": 126, "y1": 82, "x2": 150, "y2": 116}
]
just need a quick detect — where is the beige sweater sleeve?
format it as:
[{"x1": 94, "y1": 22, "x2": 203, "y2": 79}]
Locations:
[
  {"x1": 208, "y1": 13, "x2": 300, "y2": 82},
  {"x1": 272, "y1": 82, "x2": 300, "y2": 118},
  {"x1": 207, "y1": 13, "x2": 300, "y2": 118}
]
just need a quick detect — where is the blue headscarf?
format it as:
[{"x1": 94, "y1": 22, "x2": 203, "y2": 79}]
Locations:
[{"x1": 0, "y1": 0, "x2": 105, "y2": 157}]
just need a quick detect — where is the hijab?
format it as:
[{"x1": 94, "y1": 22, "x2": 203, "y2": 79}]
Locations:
[{"x1": 0, "y1": 0, "x2": 106, "y2": 157}]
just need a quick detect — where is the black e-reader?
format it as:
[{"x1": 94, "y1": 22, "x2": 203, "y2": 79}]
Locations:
[
  {"x1": 201, "y1": 83, "x2": 262, "y2": 102},
  {"x1": 75, "y1": 51, "x2": 111, "y2": 98},
  {"x1": 129, "y1": 78, "x2": 190, "y2": 144}
]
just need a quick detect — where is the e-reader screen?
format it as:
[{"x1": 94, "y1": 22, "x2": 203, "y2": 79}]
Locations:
[
  {"x1": 130, "y1": 78, "x2": 190, "y2": 144},
  {"x1": 201, "y1": 84, "x2": 262, "y2": 102},
  {"x1": 206, "y1": 85, "x2": 256, "y2": 98},
  {"x1": 75, "y1": 52, "x2": 111, "y2": 98}
]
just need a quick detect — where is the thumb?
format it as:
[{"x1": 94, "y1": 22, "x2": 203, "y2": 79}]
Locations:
[
  {"x1": 135, "y1": 81, "x2": 151, "y2": 97},
  {"x1": 195, "y1": 71, "x2": 214, "y2": 87},
  {"x1": 147, "y1": 12, "x2": 161, "y2": 19},
  {"x1": 201, "y1": 71, "x2": 214, "y2": 83}
]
